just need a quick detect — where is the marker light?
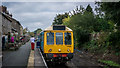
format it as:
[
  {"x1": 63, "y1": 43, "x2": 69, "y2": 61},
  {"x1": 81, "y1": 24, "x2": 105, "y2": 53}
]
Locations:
[
  {"x1": 49, "y1": 49, "x2": 52, "y2": 52},
  {"x1": 67, "y1": 49, "x2": 70, "y2": 52}
]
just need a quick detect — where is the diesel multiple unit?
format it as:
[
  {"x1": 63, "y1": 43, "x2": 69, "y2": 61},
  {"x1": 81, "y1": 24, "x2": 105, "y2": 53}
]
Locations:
[{"x1": 39, "y1": 25, "x2": 74, "y2": 63}]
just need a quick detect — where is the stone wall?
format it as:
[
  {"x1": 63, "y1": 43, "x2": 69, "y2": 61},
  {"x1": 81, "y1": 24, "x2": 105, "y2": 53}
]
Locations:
[
  {"x1": 11, "y1": 19, "x2": 20, "y2": 37},
  {"x1": 20, "y1": 25, "x2": 23, "y2": 36},
  {"x1": 2, "y1": 14, "x2": 11, "y2": 35}
]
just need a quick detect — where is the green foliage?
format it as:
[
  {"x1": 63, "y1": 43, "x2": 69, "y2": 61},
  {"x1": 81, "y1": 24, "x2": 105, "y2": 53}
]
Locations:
[
  {"x1": 74, "y1": 28, "x2": 90, "y2": 48},
  {"x1": 52, "y1": 3, "x2": 120, "y2": 57},
  {"x1": 83, "y1": 31, "x2": 111, "y2": 54},
  {"x1": 69, "y1": 12, "x2": 95, "y2": 32},
  {"x1": 83, "y1": 40, "x2": 97, "y2": 52},
  {"x1": 93, "y1": 2, "x2": 120, "y2": 56},
  {"x1": 53, "y1": 13, "x2": 69, "y2": 25},
  {"x1": 108, "y1": 21, "x2": 115, "y2": 31},
  {"x1": 34, "y1": 28, "x2": 42, "y2": 36},
  {"x1": 85, "y1": 4, "x2": 93, "y2": 13},
  {"x1": 67, "y1": 5, "x2": 113, "y2": 48},
  {"x1": 61, "y1": 5, "x2": 113, "y2": 49},
  {"x1": 94, "y1": 17, "x2": 110, "y2": 32},
  {"x1": 62, "y1": 16, "x2": 70, "y2": 26},
  {"x1": 107, "y1": 31, "x2": 120, "y2": 53},
  {"x1": 98, "y1": 59, "x2": 120, "y2": 67},
  {"x1": 96, "y1": 2, "x2": 120, "y2": 26},
  {"x1": 23, "y1": 28, "x2": 27, "y2": 35},
  {"x1": 29, "y1": 32, "x2": 34, "y2": 37}
]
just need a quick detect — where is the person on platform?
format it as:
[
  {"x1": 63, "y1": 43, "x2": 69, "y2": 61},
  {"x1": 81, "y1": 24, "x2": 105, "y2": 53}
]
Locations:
[
  {"x1": 8, "y1": 32, "x2": 11, "y2": 43},
  {"x1": 11, "y1": 34, "x2": 14, "y2": 43},
  {"x1": 30, "y1": 36, "x2": 35, "y2": 50},
  {"x1": 2, "y1": 35, "x2": 5, "y2": 51},
  {"x1": 5, "y1": 34, "x2": 8, "y2": 49}
]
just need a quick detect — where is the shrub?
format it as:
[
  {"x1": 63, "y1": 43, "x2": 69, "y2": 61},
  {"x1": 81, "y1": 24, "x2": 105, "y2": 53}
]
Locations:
[{"x1": 107, "y1": 31, "x2": 120, "y2": 53}]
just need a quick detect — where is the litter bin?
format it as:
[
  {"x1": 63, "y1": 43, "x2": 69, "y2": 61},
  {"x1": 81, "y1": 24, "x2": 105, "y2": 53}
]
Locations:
[{"x1": 31, "y1": 42, "x2": 35, "y2": 50}]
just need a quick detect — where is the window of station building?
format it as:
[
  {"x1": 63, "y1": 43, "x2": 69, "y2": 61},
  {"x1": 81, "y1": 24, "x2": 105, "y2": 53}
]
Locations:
[
  {"x1": 64, "y1": 33, "x2": 71, "y2": 45},
  {"x1": 56, "y1": 33, "x2": 63, "y2": 45},
  {"x1": 47, "y1": 32, "x2": 54, "y2": 45}
]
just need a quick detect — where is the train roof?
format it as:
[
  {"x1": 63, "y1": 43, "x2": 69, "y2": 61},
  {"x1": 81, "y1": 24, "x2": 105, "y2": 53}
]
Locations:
[{"x1": 44, "y1": 25, "x2": 72, "y2": 31}]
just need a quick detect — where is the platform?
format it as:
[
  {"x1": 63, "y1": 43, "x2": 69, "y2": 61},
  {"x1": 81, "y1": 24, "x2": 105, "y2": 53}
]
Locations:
[{"x1": 28, "y1": 46, "x2": 47, "y2": 68}]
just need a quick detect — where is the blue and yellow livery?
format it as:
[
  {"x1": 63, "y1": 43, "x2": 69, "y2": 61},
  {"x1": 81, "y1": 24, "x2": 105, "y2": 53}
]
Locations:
[{"x1": 39, "y1": 25, "x2": 74, "y2": 63}]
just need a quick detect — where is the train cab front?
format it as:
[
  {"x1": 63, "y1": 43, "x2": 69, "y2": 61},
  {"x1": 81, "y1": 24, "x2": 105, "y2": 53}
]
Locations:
[{"x1": 43, "y1": 25, "x2": 74, "y2": 63}]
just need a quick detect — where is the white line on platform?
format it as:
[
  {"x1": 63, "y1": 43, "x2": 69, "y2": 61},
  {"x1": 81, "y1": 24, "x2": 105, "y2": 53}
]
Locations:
[
  {"x1": 27, "y1": 50, "x2": 34, "y2": 68},
  {"x1": 38, "y1": 49, "x2": 48, "y2": 68}
]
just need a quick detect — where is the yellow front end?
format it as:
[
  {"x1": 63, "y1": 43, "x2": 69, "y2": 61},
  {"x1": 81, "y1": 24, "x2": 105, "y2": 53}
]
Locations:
[{"x1": 44, "y1": 30, "x2": 74, "y2": 53}]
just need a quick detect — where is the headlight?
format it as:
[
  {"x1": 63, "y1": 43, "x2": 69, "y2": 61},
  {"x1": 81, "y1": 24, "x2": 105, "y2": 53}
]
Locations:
[{"x1": 58, "y1": 49, "x2": 61, "y2": 52}]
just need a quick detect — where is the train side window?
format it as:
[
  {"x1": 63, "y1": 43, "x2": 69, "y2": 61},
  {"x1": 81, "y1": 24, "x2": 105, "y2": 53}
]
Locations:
[
  {"x1": 56, "y1": 33, "x2": 63, "y2": 45},
  {"x1": 64, "y1": 33, "x2": 71, "y2": 45},
  {"x1": 40, "y1": 34, "x2": 42, "y2": 42},
  {"x1": 47, "y1": 32, "x2": 54, "y2": 45}
]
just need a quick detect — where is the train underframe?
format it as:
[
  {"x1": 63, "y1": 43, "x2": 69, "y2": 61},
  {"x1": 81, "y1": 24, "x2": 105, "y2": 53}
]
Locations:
[{"x1": 44, "y1": 53, "x2": 73, "y2": 63}]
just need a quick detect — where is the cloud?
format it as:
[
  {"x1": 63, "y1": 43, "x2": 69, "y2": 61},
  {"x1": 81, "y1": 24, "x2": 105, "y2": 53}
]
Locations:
[
  {"x1": 2, "y1": 0, "x2": 102, "y2": 2},
  {"x1": 2, "y1": 0, "x2": 120, "y2": 2},
  {"x1": 2, "y1": 2, "x2": 95, "y2": 31},
  {"x1": 26, "y1": 22, "x2": 44, "y2": 29}
]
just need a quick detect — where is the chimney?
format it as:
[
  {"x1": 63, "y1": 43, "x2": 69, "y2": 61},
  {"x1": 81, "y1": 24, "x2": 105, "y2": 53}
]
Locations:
[
  {"x1": 2, "y1": 6, "x2": 7, "y2": 13},
  {"x1": 6, "y1": 10, "x2": 9, "y2": 15},
  {"x1": 9, "y1": 14, "x2": 12, "y2": 17}
]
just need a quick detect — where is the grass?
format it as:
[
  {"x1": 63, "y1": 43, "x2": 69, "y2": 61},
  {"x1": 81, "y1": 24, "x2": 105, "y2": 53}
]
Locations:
[{"x1": 98, "y1": 59, "x2": 120, "y2": 67}]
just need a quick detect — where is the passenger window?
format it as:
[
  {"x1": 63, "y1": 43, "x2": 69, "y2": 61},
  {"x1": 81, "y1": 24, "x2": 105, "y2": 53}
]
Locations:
[
  {"x1": 56, "y1": 33, "x2": 63, "y2": 45},
  {"x1": 47, "y1": 33, "x2": 54, "y2": 45},
  {"x1": 64, "y1": 33, "x2": 71, "y2": 45}
]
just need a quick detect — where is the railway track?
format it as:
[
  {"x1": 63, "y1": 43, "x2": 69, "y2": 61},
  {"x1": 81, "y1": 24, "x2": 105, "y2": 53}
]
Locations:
[
  {"x1": 38, "y1": 48, "x2": 69, "y2": 68},
  {"x1": 38, "y1": 48, "x2": 104, "y2": 68},
  {"x1": 27, "y1": 46, "x2": 104, "y2": 68}
]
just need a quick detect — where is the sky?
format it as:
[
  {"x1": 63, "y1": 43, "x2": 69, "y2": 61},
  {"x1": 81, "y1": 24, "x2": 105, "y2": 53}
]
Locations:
[{"x1": 2, "y1": 2, "x2": 96, "y2": 32}]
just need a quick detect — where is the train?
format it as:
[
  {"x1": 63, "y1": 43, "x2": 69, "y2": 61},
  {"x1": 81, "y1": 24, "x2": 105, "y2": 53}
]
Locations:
[{"x1": 38, "y1": 25, "x2": 74, "y2": 63}]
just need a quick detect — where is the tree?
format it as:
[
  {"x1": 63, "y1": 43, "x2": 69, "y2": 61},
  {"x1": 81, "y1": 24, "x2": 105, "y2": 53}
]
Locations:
[
  {"x1": 94, "y1": 16, "x2": 111, "y2": 32},
  {"x1": 34, "y1": 28, "x2": 42, "y2": 36},
  {"x1": 85, "y1": 4, "x2": 93, "y2": 13},
  {"x1": 23, "y1": 28, "x2": 27, "y2": 35},
  {"x1": 62, "y1": 16, "x2": 70, "y2": 26},
  {"x1": 96, "y1": 2, "x2": 120, "y2": 26},
  {"x1": 95, "y1": 1, "x2": 120, "y2": 54},
  {"x1": 29, "y1": 32, "x2": 34, "y2": 37},
  {"x1": 68, "y1": 5, "x2": 95, "y2": 32},
  {"x1": 65, "y1": 4, "x2": 96, "y2": 47},
  {"x1": 52, "y1": 13, "x2": 69, "y2": 25}
]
